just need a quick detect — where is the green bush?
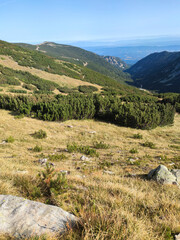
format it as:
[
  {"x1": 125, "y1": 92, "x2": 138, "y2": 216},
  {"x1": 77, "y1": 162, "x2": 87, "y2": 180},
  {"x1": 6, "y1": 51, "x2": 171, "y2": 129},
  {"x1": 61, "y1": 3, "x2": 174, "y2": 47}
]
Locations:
[
  {"x1": 142, "y1": 141, "x2": 156, "y2": 149},
  {"x1": 129, "y1": 148, "x2": 138, "y2": 154},
  {"x1": 93, "y1": 141, "x2": 109, "y2": 149},
  {"x1": 33, "y1": 145, "x2": 42, "y2": 152},
  {"x1": 67, "y1": 143, "x2": 99, "y2": 157},
  {"x1": 9, "y1": 89, "x2": 27, "y2": 94},
  {"x1": 32, "y1": 130, "x2": 47, "y2": 139},
  {"x1": 5, "y1": 136, "x2": 15, "y2": 143},
  {"x1": 48, "y1": 153, "x2": 67, "y2": 161},
  {"x1": 133, "y1": 133, "x2": 143, "y2": 139},
  {"x1": 78, "y1": 85, "x2": 98, "y2": 93},
  {"x1": 38, "y1": 163, "x2": 68, "y2": 197}
]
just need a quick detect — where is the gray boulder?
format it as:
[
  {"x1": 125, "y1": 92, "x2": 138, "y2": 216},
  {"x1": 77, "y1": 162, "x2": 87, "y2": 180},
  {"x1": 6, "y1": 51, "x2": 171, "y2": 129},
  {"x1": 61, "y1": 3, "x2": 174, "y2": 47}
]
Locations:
[
  {"x1": 175, "y1": 233, "x2": 180, "y2": 240},
  {"x1": 148, "y1": 165, "x2": 179, "y2": 185},
  {"x1": 0, "y1": 195, "x2": 78, "y2": 239},
  {"x1": 171, "y1": 169, "x2": 180, "y2": 184}
]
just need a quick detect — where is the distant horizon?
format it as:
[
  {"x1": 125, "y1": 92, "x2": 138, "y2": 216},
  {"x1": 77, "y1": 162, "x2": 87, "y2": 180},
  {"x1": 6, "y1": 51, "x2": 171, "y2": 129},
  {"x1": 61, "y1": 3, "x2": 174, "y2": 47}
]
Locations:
[
  {"x1": 1, "y1": 0, "x2": 180, "y2": 45},
  {"x1": 9, "y1": 35, "x2": 180, "y2": 48}
]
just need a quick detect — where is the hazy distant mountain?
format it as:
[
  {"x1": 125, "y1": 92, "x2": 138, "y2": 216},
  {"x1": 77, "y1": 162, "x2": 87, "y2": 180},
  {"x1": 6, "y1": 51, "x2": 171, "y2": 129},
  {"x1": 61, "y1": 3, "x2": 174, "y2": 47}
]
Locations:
[
  {"x1": 102, "y1": 56, "x2": 129, "y2": 70},
  {"x1": 126, "y1": 51, "x2": 180, "y2": 93},
  {"x1": 16, "y1": 42, "x2": 132, "y2": 84},
  {"x1": 84, "y1": 45, "x2": 180, "y2": 64}
]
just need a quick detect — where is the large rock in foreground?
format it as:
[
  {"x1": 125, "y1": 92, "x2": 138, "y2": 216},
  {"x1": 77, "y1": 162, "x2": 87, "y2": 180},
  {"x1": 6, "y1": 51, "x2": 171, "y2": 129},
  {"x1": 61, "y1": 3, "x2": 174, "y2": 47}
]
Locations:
[
  {"x1": 0, "y1": 195, "x2": 78, "y2": 238},
  {"x1": 148, "y1": 165, "x2": 180, "y2": 185}
]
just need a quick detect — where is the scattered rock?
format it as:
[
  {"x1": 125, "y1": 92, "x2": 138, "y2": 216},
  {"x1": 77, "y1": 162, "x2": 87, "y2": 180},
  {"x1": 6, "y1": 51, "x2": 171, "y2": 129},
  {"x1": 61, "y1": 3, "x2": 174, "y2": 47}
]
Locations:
[
  {"x1": 38, "y1": 158, "x2": 48, "y2": 165},
  {"x1": 0, "y1": 141, "x2": 6, "y2": 145},
  {"x1": 60, "y1": 170, "x2": 70, "y2": 175},
  {"x1": 0, "y1": 195, "x2": 78, "y2": 238},
  {"x1": 37, "y1": 159, "x2": 55, "y2": 167},
  {"x1": 129, "y1": 158, "x2": 136, "y2": 164},
  {"x1": 103, "y1": 170, "x2": 115, "y2": 175},
  {"x1": 148, "y1": 165, "x2": 179, "y2": 185},
  {"x1": 171, "y1": 169, "x2": 180, "y2": 184},
  {"x1": 67, "y1": 125, "x2": 73, "y2": 128},
  {"x1": 168, "y1": 162, "x2": 175, "y2": 166},
  {"x1": 88, "y1": 131, "x2": 96, "y2": 134},
  {"x1": 175, "y1": 233, "x2": 180, "y2": 240},
  {"x1": 80, "y1": 155, "x2": 90, "y2": 161}
]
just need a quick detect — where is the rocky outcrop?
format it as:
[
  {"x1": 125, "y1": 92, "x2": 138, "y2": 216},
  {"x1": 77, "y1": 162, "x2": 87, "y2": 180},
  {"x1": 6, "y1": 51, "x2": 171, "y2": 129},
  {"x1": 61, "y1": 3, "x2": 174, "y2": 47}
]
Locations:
[
  {"x1": 0, "y1": 195, "x2": 78, "y2": 238},
  {"x1": 148, "y1": 165, "x2": 180, "y2": 185}
]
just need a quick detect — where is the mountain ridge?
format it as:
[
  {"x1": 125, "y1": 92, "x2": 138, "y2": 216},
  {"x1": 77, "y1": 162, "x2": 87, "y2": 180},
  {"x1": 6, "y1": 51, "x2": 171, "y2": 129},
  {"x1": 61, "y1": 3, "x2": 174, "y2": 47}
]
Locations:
[
  {"x1": 126, "y1": 51, "x2": 180, "y2": 93},
  {"x1": 16, "y1": 41, "x2": 132, "y2": 84}
]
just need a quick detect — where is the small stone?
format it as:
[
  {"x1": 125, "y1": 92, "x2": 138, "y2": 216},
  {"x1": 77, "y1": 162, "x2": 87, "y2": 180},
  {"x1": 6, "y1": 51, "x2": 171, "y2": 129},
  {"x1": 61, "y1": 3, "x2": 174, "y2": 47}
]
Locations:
[
  {"x1": 88, "y1": 131, "x2": 96, "y2": 134},
  {"x1": 148, "y1": 165, "x2": 177, "y2": 185},
  {"x1": 80, "y1": 155, "x2": 90, "y2": 161},
  {"x1": 103, "y1": 170, "x2": 115, "y2": 175},
  {"x1": 175, "y1": 233, "x2": 180, "y2": 240},
  {"x1": 60, "y1": 170, "x2": 70, "y2": 175},
  {"x1": 129, "y1": 158, "x2": 136, "y2": 164},
  {"x1": 67, "y1": 125, "x2": 73, "y2": 128},
  {"x1": 38, "y1": 158, "x2": 48, "y2": 165}
]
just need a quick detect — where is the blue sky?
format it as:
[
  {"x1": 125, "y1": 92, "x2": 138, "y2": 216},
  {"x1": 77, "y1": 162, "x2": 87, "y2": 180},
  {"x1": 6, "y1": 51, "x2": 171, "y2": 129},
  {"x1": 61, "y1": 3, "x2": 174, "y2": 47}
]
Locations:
[{"x1": 0, "y1": 0, "x2": 180, "y2": 43}]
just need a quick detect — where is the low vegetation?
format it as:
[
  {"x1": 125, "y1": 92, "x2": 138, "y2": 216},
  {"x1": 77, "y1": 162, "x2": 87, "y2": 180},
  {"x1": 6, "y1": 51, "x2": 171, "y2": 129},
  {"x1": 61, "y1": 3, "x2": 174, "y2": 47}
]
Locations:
[
  {"x1": 32, "y1": 130, "x2": 47, "y2": 139},
  {"x1": 0, "y1": 110, "x2": 179, "y2": 239}
]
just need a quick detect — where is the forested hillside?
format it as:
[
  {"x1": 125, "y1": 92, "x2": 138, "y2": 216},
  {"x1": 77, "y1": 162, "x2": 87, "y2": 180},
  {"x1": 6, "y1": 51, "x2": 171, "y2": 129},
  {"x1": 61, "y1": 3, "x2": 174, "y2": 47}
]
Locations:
[
  {"x1": 16, "y1": 42, "x2": 132, "y2": 84},
  {"x1": 127, "y1": 51, "x2": 180, "y2": 93}
]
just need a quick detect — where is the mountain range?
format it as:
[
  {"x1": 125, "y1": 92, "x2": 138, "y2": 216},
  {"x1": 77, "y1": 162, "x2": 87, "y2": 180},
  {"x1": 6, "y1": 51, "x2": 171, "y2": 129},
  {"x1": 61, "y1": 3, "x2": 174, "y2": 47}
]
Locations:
[
  {"x1": 16, "y1": 42, "x2": 132, "y2": 84},
  {"x1": 127, "y1": 51, "x2": 180, "y2": 93}
]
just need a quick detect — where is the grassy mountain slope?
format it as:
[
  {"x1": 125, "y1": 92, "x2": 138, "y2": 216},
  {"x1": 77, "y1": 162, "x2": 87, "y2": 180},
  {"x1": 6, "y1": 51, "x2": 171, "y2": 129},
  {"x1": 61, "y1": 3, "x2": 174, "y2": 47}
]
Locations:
[
  {"x1": 0, "y1": 40, "x2": 143, "y2": 95},
  {"x1": 16, "y1": 42, "x2": 132, "y2": 84},
  {"x1": 0, "y1": 109, "x2": 179, "y2": 239},
  {"x1": 127, "y1": 51, "x2": 180, "y2": 93}
]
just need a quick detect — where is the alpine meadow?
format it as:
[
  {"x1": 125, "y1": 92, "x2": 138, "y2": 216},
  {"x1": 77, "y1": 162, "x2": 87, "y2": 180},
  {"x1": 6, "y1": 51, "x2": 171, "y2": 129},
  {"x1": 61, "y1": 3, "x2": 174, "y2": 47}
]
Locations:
[{"x1": 0, "y1": 1, "x2": 180, "y2": 240}]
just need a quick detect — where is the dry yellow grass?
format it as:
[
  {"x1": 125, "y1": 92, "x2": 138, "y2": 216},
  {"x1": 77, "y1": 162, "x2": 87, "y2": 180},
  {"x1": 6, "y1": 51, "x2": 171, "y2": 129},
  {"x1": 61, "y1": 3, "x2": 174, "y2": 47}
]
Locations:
[
  {"x1": 0, "y1": 55, "x2": 102, "y2": 90},
  {"x1": 0, "y1": 110, "x2": 179, "y2": 239}
]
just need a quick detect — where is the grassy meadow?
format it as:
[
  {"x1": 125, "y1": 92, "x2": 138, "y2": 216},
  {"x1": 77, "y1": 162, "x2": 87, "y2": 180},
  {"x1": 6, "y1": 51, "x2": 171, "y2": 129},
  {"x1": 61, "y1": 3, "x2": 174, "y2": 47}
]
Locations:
[{"x1": 0, "y1": 109, "x2": 179, "y2": 239}]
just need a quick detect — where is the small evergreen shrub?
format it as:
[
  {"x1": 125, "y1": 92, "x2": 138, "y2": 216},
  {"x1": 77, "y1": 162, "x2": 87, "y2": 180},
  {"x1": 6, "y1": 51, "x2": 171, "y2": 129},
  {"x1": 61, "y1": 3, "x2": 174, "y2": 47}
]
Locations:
[
  {"x1": 78, "y1": 85, "x2": 98, "y2": 93},
  {"x1": 129, "y1": 148, "x2": 138, "y2": 154},
  {"x1": 38, "y1": 163, "x2": 68, "y2": 197},
  {"x1": 32, "y1": 130, "x2": 47, "y2": 139},
  {"x1": 5, "y1": 136, "x2": 15, "y2": 143},
  {"x1": 67, "y1": 143, "x2": 99, "y2": 157},
  {"x1": 93, "y1": 141, "x2": 109, "y2": 149},
  {"x1": 142, "y1": 141, "x2": 156, "y2": 149},
  {"x1": 48, "y1": 153, "x2": 67, "y2": 161},
  {"x1": 33, "y1": 145, "x2": 42, "y2": 152},
  {"x1": 133, "y1": 133, "x2": 143, "y2": 139},
  {"x1": 9, "y1": 89, "x2": 27, "y2": 94}
]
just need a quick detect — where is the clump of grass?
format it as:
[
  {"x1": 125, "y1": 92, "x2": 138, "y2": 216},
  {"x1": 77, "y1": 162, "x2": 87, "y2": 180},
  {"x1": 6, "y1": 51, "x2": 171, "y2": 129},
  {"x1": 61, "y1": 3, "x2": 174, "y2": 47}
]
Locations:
[
  {"x1": 14, "y1": 164, "x2": 68, "y2": 203},
  {"x1": 142, "y1": 141, "x2": 156, "y2": 149},
  {"x1": 5, "y1": 136, "x2": 15, "y2": 143},
  {"x1": 169, "y1": 145, "x2": 180, "y2": 150},
  {"x1": 48, "y1": 153, "x2": 67, "y2": 161},
  {"x1": 33, "y1": 145, "x2": 43, "y2": 152},
  {"x1": 98, "y1": 160, "x2": 112, "y2": 169},
  {"x1": 32, "y1": 129, "x2": 47, "y2": 139},
  {"x1": 67, "y1": 143, "x2": 99, "y2": 157},
  {"x1": 13, "y1": 175, "x2": 41, "y2": 200},
  {"x1": 133, "y1": 133, "x2": 143, "y2": 139},
  {"x1": 14, "y1": 114, "x2": 24, "y2": 119},
  {"x1": 129, "y1": 148, "x2": 138, "y2": 154},
  {"x1": 93, "y1": 141, "x2": 110, "y2": 149}
]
